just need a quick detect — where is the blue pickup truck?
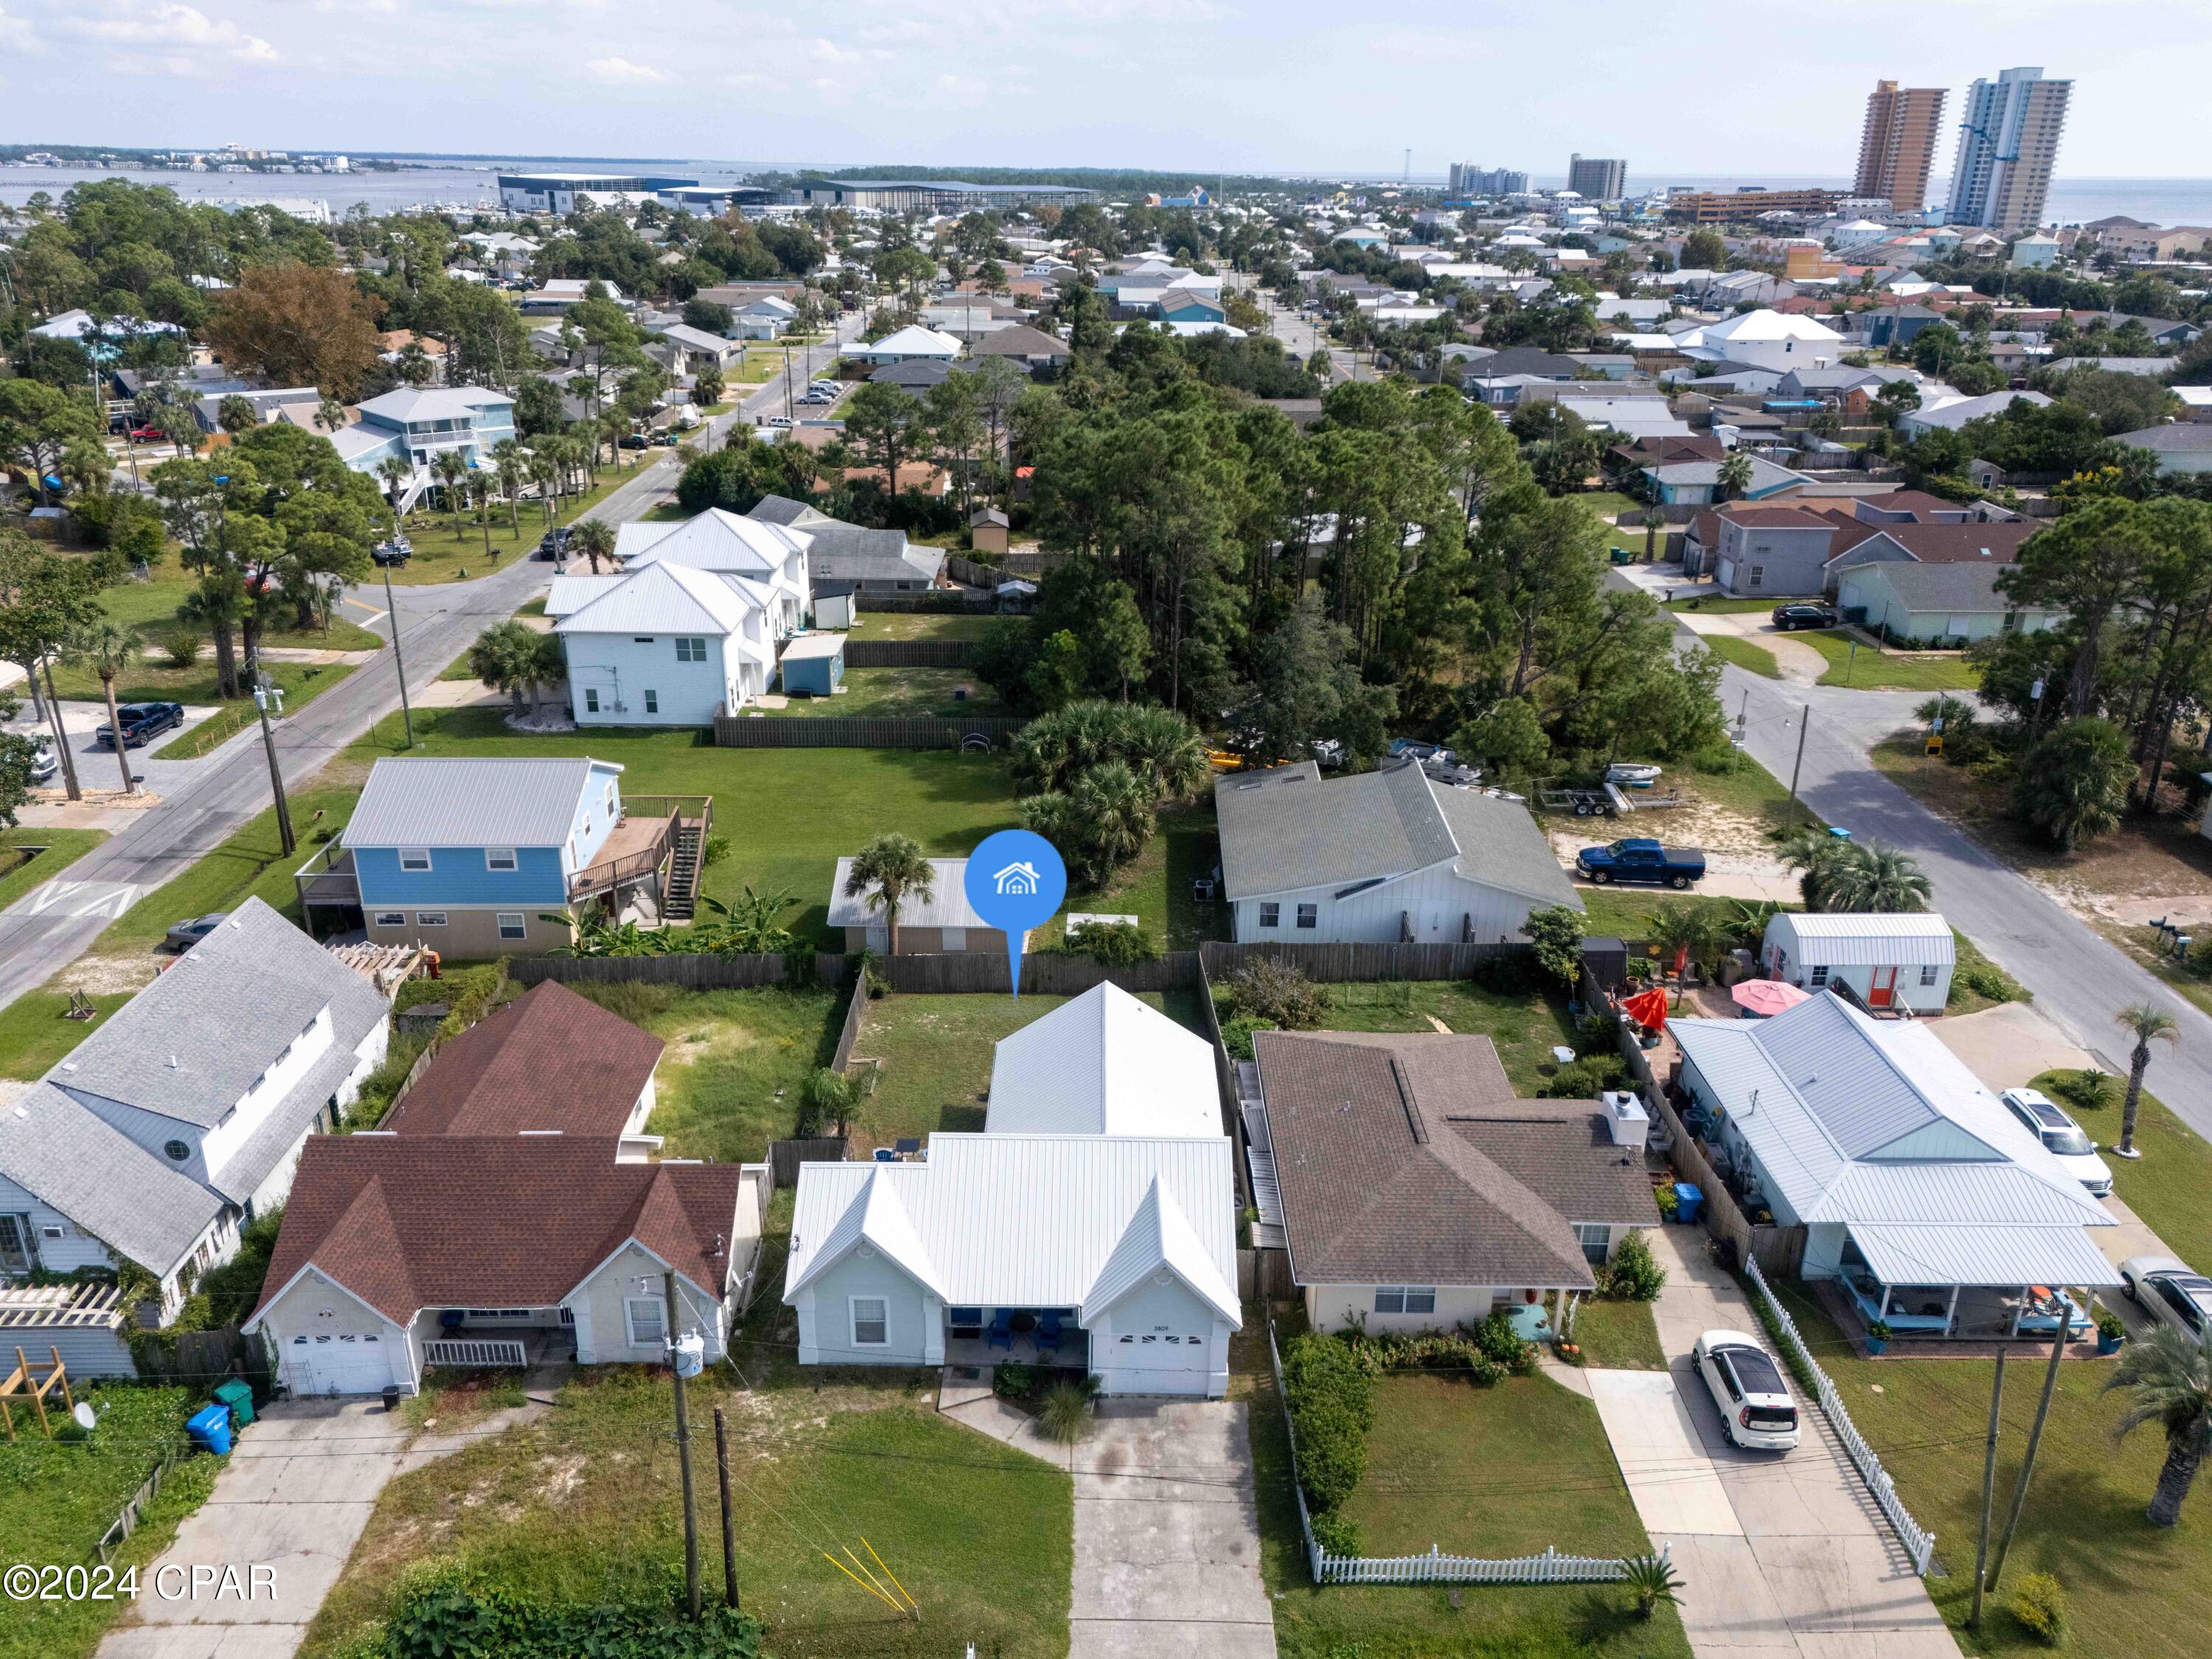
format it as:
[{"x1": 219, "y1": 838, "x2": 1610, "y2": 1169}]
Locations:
[{"x1": 1576, "y1": 838, "x2": 1708, "y2": 889}]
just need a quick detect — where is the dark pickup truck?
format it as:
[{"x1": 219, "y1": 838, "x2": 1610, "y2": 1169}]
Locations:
[{"x1": 1576, "y1": 838, "x2": 1707, "y2": 888}]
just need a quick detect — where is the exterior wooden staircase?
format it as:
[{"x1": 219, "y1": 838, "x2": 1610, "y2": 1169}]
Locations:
[{"x1": 663, "y1": 815, "x2": 704, "y2": 922}]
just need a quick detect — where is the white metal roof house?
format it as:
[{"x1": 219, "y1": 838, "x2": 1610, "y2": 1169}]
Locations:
[
  {"x1": 1214, "y1": 759, "x2": 1582, "y2": 947},
  {"x1": 986, "y1": 984, "x2": 1222, "y2": 1138},
  {"x1": 1671, "y1": 992, "x2": 2119, "y2": 1342},
  {"x1": 614, "y1": 507, "x2": 812, "y2": 636},
  {"x1": 1760, "y1": 911, "x2": 1956, "y2": 1015},
  {"x1": 0, "y1": 900, "x2": 391, "y2": 1332},
  {"x1": 555, "y1": 562, "x2": 782, "y2": 724},
  {"x1": 847, "y1": 324, "x2": 964, "y2": 364}
]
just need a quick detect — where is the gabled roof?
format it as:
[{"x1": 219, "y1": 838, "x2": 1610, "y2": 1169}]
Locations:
[
  {"x1": 1081, "y1": 1178, "x2": 1239, "y2": 1324},
  {"x1": 825, "y1": 857, "x2": 990, "y2": 932},
  {"x1": 554, "y1": 560, "x2": 757, "y2": 637},
  {"x1": 1697, "y1": 309, "x2": 1843, "y2": 346},
  {"x1": 854, "y1": 324, "x2": 962, "y2": 359},
  {"x1": 344, "y1": 757, "x2": 619, "y2": 849},
  {"x1": 613, "y1": 507, "x2": 808, "y2": 576},
  {"x1": 0, "y1": 1082, "x2": 223, "y2": 1275},
  {"x1": 382, "y1": 981, "x2": 664, "y2": 1137},
  {"x1": 1834, "y1": 521, "x2": 2037, "y2": 565},
  {"x1": 544, "y1": 574, "x2": 626, "y2": 619},
  {"x1": 1767, "y1": 911, "x2": 1955, "y2": 965},
  {"x1": 249, "y1": 1137, "x2": 745, "y2": 1326},
  {"x1": 986, "y1": 984, "x2": 1220, "y2": 1138},
  {"x1": 358, "y1": 386, "x2": 512, "y2": 423},
  {"x1": 784, "y1": 1166, "x2": 948, "y2": 1301},
  {"x1": 970, "y1": 323, "x2": 1071, "y2": 359}
]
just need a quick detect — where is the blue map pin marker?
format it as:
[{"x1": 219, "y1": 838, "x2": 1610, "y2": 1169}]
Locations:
[{"x1": 964, "y1": 830, "x2": 1068, "y2": 1000}]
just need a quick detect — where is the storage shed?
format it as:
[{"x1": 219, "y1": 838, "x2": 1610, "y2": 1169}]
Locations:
[
  {"x1": 813, "y1": 582, "x2": 858, "y2": 630},
  {"x1": 1760, "y1": 911, "x2": 1955, "y2": 1015},
  {"x1": 779, "y1": 633, "x2": 845, "y2": 698}
]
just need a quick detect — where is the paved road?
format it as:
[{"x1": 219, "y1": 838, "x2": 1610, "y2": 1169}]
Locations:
[{"x1": 0, "y1": 322, "x2": 857, "y2": 1013}]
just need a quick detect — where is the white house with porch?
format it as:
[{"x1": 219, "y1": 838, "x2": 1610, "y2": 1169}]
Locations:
[
  {"x1": 1671, "y1": 992, "x2": 2119, "y2": 1341},
  {"x1": 1759, "y1": 911, "x2": 1955, "y2": 1015}
]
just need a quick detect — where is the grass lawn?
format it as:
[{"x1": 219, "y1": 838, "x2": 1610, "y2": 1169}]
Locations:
[
  {"x1": 1290, "y1": 979, "x2": 1575, "y2": 1095},
  {"x1": 1798, "y1": 630, "x2": 1979, "y2": 691},
  {"x1": 0, "y1": 1385, "x2": 218, "y2": 1659},
  {"x1": 768, "y1": 665, "x2": 1008, "y2": 720},
  {"x1": 0, "y1": 991, "x2": 137, "y2": 1079},
  {"x1": 149, "y1": 662, "x2": 358, "y2": 760},
  {"x1": 2026, "y1": 1073, "x2": 2212, "y2": 1269},
  {"x1": 1702, "y1": 634, "x2": 1782, "y2": 678},
  {"x1": 562, "y1": 981, "x2": 847, "y2": 1162},
  {"x1": 1249, "y1": 1351, "x2": 1689, "y2": 1659},
  {"x1": 378, "y1": 469, "x2": 635, "y2": 586},
  {"x1": 852, "y1": 988, "x2": 1206, "y2": 1149},
  {"x1": 0, "y1": 827, "x2": 107, "y2": 911},
  {"x1": 86, "y1": 546, "x2": 383, "y2": 653},
  {"x1": 1055, "y1": 801, "x2": 1225, "y2": 950},
  {"x1": 1765, "y1": 1279, "x2": 2211, "y2": 1659},
  {"x1": 1948, "y1": 929, "x2": 2032, "y2": 1016},
  {"x1": 846, "y1": 611, "x2": 997, "y2": 642},
  {"x1": 1577, "y1": 490, "x2": 1644, "y2": 524},
  {"x1": 46, "y1": 652, "x2": 351, "y2": 718},
  {"x1": 1665, "y1": 597, "x2": 1774, "y2": 615},
  {"x1": 299, "y1": 1362, "x2": 1074, "y2": 1659},
  {"x1": 1571, "y1": 1298, "x2": 1668, "y2": 1370}
]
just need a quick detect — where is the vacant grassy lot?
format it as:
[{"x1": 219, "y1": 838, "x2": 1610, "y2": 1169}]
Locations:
[
  {"x1": 1245, "y1": 978, "x2": 1573, "y2": 1095},
  {"x1": 0, "y1": 827, "x2": 107, "y2": 911},
  {"x1": 1571, "y1": 1298, "x2": 1667, "y2": 1370},
  {"x1": 94, "y1": 554, "x2": 384, "y2": 653},
  {"x1": 0, "y1": 990, "x2": 137, "y2": 1079},
  {"x1": 1800, "y1": 629, "x2": 1979, "y2": 691},
  {"x1": 1767, "y1": 1279, "x2": 2211, "y2": 1659},
  {"x1": 562, "y1": 980, "x2": 846, "y2": 1162},
  {"x1": 299, "y1": 1363, "x2": 1074, "y2": 1659},
  {"x1": 1701, "y1": 633, "x2": 1782, "y2": 678},
  {"x1": 768, "y1": 664, "x2": 1007, "y2": 720},
  {"x1": 0, "y1": 1385, "x2": 219, "y2": 1659},
  {"x1": 846, "y1": 611, "x2": 998, "y2": 642}
]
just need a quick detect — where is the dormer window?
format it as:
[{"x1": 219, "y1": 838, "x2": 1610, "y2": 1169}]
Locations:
[{"x1": 164, "y1": 1140, "x2": 189, "y2": 1162}]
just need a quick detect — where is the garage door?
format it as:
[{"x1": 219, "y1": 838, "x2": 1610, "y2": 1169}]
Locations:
[
  {"x1": 284, "y1": 1329, "x2": 398, "y2": 1397},
  {"x1": 1099, "y1": 1331, "x2": 1210, "y2": 1396}
]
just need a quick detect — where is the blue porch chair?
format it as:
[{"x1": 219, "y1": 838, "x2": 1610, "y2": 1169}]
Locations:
[
  {"x1": 1035, "y1": 1311, "x2": 1064, "y2": 1360},
  {"x1": 986, "y1": 1310, "x2": 1015, "y2": 1353}
]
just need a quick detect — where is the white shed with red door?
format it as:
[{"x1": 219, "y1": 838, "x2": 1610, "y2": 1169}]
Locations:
[{"x1": 1761, "y1": 911, "x2": 1954, "y2": 1015}]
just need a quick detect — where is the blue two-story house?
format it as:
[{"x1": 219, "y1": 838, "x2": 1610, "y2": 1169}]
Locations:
[
  {"x1": 296, "y1": 757, "x2": 713, "y2": 953},
  {"x1": 331, "y1": 386, "x2": 518, "y2": 501}
]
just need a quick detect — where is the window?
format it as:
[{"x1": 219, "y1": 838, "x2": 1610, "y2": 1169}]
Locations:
[
  {"x1": 374, "y1": 911, "x2": 406, "y2": 928},
  {"x1": 851, "y1": 1297, "x2": 888, "y2": 1346},
  {"x1": 1809, "y1": 964, "x2": 1829, "y2": 987},
  {"x1": 1576, "y1": 1222, "x2": 1612, "y2": 1264},
  {"x1": 1919, "y1": 964, "x2": 1938, "y2": 987},
  {"x1": 398, "y1": 848, "x2": 431, "y2": 872},
  {"x1": 416, "y1": 911, "x2": 448, "y2": 928},
  {"x1": 584, "y1": 688, "x2": 600, "y2": 714},
  {"x1": 941, "y1": 928, "x2": 965, "y2": 950},
  {"x1": 485, "y1": 847, "x2": 518, "y2": 872},
  {"x1": 497, "y1": 913, "x2": 527, "y2": 941},
  {"x1": 644, "y1": 689, "x2": 659, "y2": 714},
  {"x1": 675, "y1": 637, "x2": 707, "y2": 663},
  {"x1": 1295, "y1": 902, "x2": 1318, "y2": 929},
  {"x1": 1748, "y1": 564, "x2": 1764, "y2": 589},
  {"x1": 1374, "y1": 1286, "x2": 1436, "y2": 1315},
  {"x1": 624, "y1": 1296, "x2": 667, "y2": 1348},
  {"x1": 1259, "y1": 902, "x2": 1280, "y2": 929},
  {"x1": 164, "y1": 1139, "x2": 189, "y2": 1162},
  {"x1": 633, "y1": 636, "x2": 655, "y2": 644}
]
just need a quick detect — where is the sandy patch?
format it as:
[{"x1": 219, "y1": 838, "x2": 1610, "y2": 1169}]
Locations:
[{"x1": 50, "y1": 951, "x2": 163, "y2": 995}]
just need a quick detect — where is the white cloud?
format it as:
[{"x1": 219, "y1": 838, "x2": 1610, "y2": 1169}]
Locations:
[
  {"x1": 0, "y1": 5, "x2": 41, "y2": 49},
  {"x1": 61, "y1": 2, "x2": 277, "y2": 74},
  {"x1": 585, "y1": 55, "x2": 667, "y2": 84}
]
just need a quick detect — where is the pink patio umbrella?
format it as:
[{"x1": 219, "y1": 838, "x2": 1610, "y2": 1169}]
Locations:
[{"x1": 1731, "y1": 979, "x2": 1812, "y2": 1019}]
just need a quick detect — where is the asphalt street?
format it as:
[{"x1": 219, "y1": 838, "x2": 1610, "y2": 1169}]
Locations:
[{"x1": 0, "y1": 319, "x2": 858, "y2": 1010}]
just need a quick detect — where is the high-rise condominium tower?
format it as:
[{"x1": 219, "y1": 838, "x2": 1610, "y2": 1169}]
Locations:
[
  {"x1": 1566, "y1": 154, "x2": 1626, "y2": 201},
  {"x1": 1947, "y1": 66, "x2": 2071, "y2": 233},
  {"x1": 1854, "y1": 80, "x2": 1948, "y2": 212}
]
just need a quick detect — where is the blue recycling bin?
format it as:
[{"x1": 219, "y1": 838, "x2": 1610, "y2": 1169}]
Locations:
[
  {"x1": 186, "y1": 1403, "x2": 234, "y2": 1456},
  {"x1": 1672, "y1": 1183, "x2": 1704, "y2": 1226}
]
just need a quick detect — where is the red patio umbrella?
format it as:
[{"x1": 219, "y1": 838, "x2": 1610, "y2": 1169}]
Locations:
[
  {"x1": 1621, "y1": 987, "x2": 1672, "y2": 1034},
  {"x1": 1731, "y1": 979, "x2": 1812, "y2": 1019}
]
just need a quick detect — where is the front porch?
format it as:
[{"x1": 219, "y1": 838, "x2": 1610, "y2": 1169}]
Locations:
[
  {"x1": 1829, "y1": 1264, "x2": 2096, "y2": 1346},
  {"x1": 945, "y1": 1306, "x2": 1091, "y2": 1371},
  {"x1": 417, "y1": 1315, "x2": 576, "y2": 1372}
]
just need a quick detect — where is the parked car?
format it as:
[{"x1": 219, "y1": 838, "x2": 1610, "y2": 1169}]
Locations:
[
  {"x1": 1770, "y1": 602, "x2": 1837, "y2": 631},
  {"x1": 656, "y1": 431, "x2": 681, "y2": 446},
  {"x1": 28, "y1": 736, "x2": 58, "y2": 784},
  {"x1": 164, "y1": 911, "x2": 227, "y2": 952},
  {"x1": 126, "y1": 423, "x2": 167, "y2": 442},
  {"x1": 1693, "y1": 1329, "x2": 1800, "y2": 1450},
  {"x1": 536, "y1": 526, "x2": 573, "y2": 561},
  {"x1": 1576, "y1": 838, "x2": 1707, "y2": 888},
  {"x1": 94, "y1": 702, "x2": 185, "y2": 749},
  {"x1": 809, "y1": 379, "x2": 841, "y2": 394},
  {"x1": 1606, "y1": 762, "x2": 1664, "y2": 788},
  {"x1": 371, "y1": 536, "x2": 412, "y2": 567},
  {"x1": 2000, "y1": 1088, "x2": 2114, "y2": 1196},
  {"x1": 763, "y1": 415, "x2": 795, "y2": 430},
  {"x1": 619, "y1": 431, "x2": 650, "y2": 451},
  {"x1": 2119, "y1": 1256, "x2": 2212, "y2": 1338}
]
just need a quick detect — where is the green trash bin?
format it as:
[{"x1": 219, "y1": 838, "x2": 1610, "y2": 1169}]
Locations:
[{"x1": 213, "y1": 1378, "x2": 256, "y2": 1430}]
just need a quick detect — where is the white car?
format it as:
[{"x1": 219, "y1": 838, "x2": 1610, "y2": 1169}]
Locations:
[
  {"x1": 2119, "y1": 1256, "x2": 2212, "y2": 1339},
  {"x1": 2000, "y1": 1088, "x2": 2114, "y2": 1197},
  {"x1": 28, "y1": 737, "x2": 58, "y2": 785},
  {"x1": 762, "y1": 415, "x2": 794, "y2": 430},
  {"x1": 1693, "y1": 1329, "x2": 1800, "y2": 1450}
]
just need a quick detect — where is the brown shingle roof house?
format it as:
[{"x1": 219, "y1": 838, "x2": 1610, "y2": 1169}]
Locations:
[
  {"x1": 381, "y1": 980, "x2": 664, "y2": 1141},
  {"x1": 1254, "y1": 1030, "x2": 1658, "y2": 1334},
  {"x1": 245, "y1": 1135, "x2": 764, "y2": 1397}
]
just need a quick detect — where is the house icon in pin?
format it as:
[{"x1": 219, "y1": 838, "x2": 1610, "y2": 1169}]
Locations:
[{"x1": 992, "y1": 860, "x2": 1042, "y2": 897}]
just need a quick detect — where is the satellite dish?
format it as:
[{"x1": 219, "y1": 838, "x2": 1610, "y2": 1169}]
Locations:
[{"x1": 73, "y1": 1402, "x2": 97, "y2": 1433}]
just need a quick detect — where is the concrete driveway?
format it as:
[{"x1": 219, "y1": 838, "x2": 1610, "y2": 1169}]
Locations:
[{"x1": 1585, "y1": 1228, "x2": 1959, "y2": 1659}]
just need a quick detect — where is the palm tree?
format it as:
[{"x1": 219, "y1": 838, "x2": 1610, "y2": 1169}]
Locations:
[
  {"x1": 566, "y1": 516, "x2": 616, "y2": 574},
  {"x1": 1717, "y1": 451, "x2": 1755, "y2": 502},
  {"x1": 66, "y1": 621, "x2": 142, "y2": 796},
  {"x1": 467, "y1": 473, "x2": 495, "y2": 559},
  {"x1": 315, "y1": 395, "x2": 348, "y2": 435},
  {"x1": 2114, "y1": 1003, "x2": 2180, "y2": 1158},
  {"x1": 2103, "y1": 1323, "x2": 2212, "y2": 1527},
  {"x1": 492, "y1": 440, "x2": 526, "y2": 532},
  {"x1": 467, "y1": 621, "x2": 555, "y2": 714},
  {"x1": 1823, "y1": 841, "x2": 1931, "y2": 914},
  {"x1": 528, "y1": 449, "x2": 561, "y2": 526},
  {"x1": 433, "y1": 451, "x2": 468, "y2": 536},
  {"x1": 844, "y1": 832, "x2": 934, "y2": 955},
  {"x1": 375, "y1": 455, "x2": 412, "y2": 513}
]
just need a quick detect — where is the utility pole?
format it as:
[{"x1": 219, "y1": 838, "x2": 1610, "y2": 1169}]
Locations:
[
  {"x1": 380, "y1": 555, "x2": 415, "y2": 749},
  {"x1": 713, "y1": 1405, "x2": 740, "y2": 1611},
  {"x1": 1970, "y1": 1349, "x2": 2006, "y2": 1627},
  {"x1": 251, "y1": 670, "x2": 296, "y2": 855},
  {"x1": 664, "y1": 1270, "x2": 701, "y2": 1622},
  {"x1": 1784, "y1": 707, "x2": 1810, "y2": 829},
  {"x1": 1986, "y1": 1325, "x2": 2069, "y2": 1592}
]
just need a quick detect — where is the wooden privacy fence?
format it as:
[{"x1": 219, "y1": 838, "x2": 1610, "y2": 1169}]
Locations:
[
  {"x1": 768, "y1": 1137, "x2": 849, "y2": 1187},
  {"x1": 945, "y1": 553, "x2": 1012, "y2": 588},
  {"x1": 1200, "y1": 940, "x2": 1523, "y2": 982},
  {"x1": 129, "y1": 1326, "x2": 269, "y2": 1393},
  {"x1": 97, "y1": 1445, "x2": 184, "y2": 1565},
  {"x1": 878, "y1": 950, "x2": 1198, "y2": 996},
  {"x1": 830, "y1": 978, "x2": 868, "y2": 1072},
  {"x1": 1745, "y1": 1256, "x2": 1937, "y2": 1576},
  {"x1": 509, "y1": 953, "x2": 851, "y2": 990},
  {"x1": 711, "y1": 711, "x2": 1026, "y2": 749},
  {"x1": 841, "y1": 640, "x2": 975, "y2": 668}
]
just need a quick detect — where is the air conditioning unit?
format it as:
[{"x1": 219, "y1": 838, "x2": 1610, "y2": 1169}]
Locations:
[{"x1": 1601, "y1": 1090, "x2": 1649, "y2": 1150}]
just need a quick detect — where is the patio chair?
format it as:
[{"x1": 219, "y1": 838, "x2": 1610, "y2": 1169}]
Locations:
[
  {"x1": 986, "y1": 1310, "x2": 1014, "y2": 1353},
  {"x1": 1035, "y1": 1311, "x2": 1063, "y2": 1359},
  {"x1": 893, "y1": 1138, "x2": 922, "y2": 1160},
  {"x1": 872, "y1": 1147, "x2": 896, "y2": 1163}
]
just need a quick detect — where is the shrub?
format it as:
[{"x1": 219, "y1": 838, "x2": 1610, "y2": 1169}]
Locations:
[
  {"x1": 1521, "y1": 904, "x2": 1585, "y2": 984},
  {"x1": 1599, "y1": 1230, "x2": 1667, "y2": 1301},
  {"x1": 1308, "y1": 1511, "x2": 1364, "y2": 1558},
  {"x1": 1470, "y1": 950, "x2": 1538, "y2": 995},
  {"x1": 2010, "y1": 716, "x2": 2131, "y2": 851},
  {"x1": 1226, "y1": 956, "x2": 1329, "y2": 1029},
  {"x1": 796, "y1": 1068, "x2": 857, "y2": 1137},
  {"x1": 1218, "y1": 1012, "x2": 1276, "y2": 1061},
  {"x1": 1037, "y1": 1378, "x2": 1098, "y2": 1442},
  {"x1": 2008, "y1": 1571, "x2": 2067, "y2": 1645},
  {"x1": 160, "y1": 625, "x2": 204, "y2": 669},
  {"x1": 1067, "y1": 919, "x2": 1155, "y2": 966},
  {"x1": 1573, "y1": 1009, "x2": 1619, "y2": 1058},
  {"x1": 1620, "y1": 1551, "x2": 1684, "y2": 1620},
  {"x1": 993, "y1": 1361, "x2": 1038, "y2": 1402},
  {"x1": 1281, "y1": 1332, "x2": 1374, "y2": 1515},
  {"x1": 2051, "y1": 1067, "x2": 2116, "y2": 1113},
  {"x1": 701, "y1": 834, "x2": 731, "y2": 868},
  {"x1": 382, "y1": 1567, "x2": 765, "y2": 1658},
  {"x1": 1540, "y1": 1054, "x2": 1625, "y2": 1098}
]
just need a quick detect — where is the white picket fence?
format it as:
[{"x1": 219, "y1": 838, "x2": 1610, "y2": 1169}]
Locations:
[
  {"x1": 1265, "y1": 1315, "x2": 1652, "y2": 1588},
  {"x1": 1744, "y1": 1257, "x2": 1938, "y2": 1576},
  {"x1": 424, "y1": 1338, "x2": 526, "y2": 1368}
]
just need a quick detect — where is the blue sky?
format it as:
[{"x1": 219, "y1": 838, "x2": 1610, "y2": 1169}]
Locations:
[{"x1": 0, "y1": 0, "x2": 2205, "y2": 178}]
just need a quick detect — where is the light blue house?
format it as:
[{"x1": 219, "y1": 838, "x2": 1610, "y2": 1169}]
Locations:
[
  {"x1": 298, "y1": 757, "x2": 712, "y2": 954},
  {"x1": 1641, "y1": 454, "x2": 1807, "y2": 507},
  {"x1": 331, "y1": 386, "x2": 518, "y2": 501},
  {"x1": 1158, "y1": 291, "x2": 1229, "y2": 327}
]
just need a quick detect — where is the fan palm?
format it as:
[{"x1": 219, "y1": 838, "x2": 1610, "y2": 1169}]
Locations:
[
  {"x1": 1717, "y1": 451, "x2": 1755, "y2": 501},
  {"x1": 432, "y1": 451, "x2": 468, "y2": 535},
  {"x1": 2103, "y1": 1322, "x2": 2212, "y2": 1527},
  {"x1": 65, "y1": 621, "x2": 142, "y2": 795},
  {"x1": 566, "y1": 517, "x2": 616, "y2": 574},
  {"x1": 1821, "y1": 841, "x2": 1930, "y2": 914},
  {"x1": 844, "y1": 833, "x2": 934, "y2": 954},
  {"x1": 492, "y1": 440, "x2": 526, "y2": 532},
  {"x1": 1068, "y1": 761, "x2": 1156, "y2": 884},
  {"x1": 374, "y1": 455, "x2": 411, "y2": 512},
  {"x1": 2114, "y1": 1002, "x2": 2180, "y2": 1157}
]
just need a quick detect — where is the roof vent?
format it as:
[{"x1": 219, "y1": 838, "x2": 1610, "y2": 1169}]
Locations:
[{"x1": 167, "y1": 1054, "x2": 180, "y2": 1069}]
